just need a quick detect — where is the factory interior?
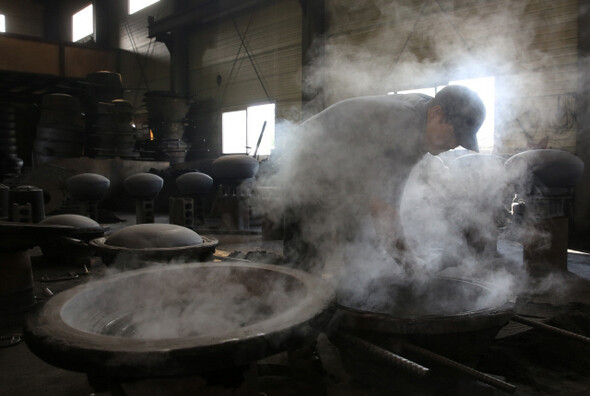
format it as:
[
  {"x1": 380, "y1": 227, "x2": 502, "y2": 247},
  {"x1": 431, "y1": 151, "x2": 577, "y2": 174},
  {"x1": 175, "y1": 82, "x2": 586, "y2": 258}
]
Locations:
[{"x1": 2, "y1": 0, "x2": 590, "y2": 395}]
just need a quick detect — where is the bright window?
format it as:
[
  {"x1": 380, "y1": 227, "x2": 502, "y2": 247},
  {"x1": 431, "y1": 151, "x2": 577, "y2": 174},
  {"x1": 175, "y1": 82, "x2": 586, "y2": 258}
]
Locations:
[
  {"x1": 0, "y1": 15, "x2": 5, "y2": 33},
  {"x1": 222, "y1": 104, "x2": 276, "y2": 156},
  {"x1": 397, "y1": 87, "x2": 436, "y2": 96},
  {"x1": 72, "y1": 4, "x2": 93, "y2": 42},
  {"x1": 389, "y1": 77, "x2": 495, "y2": 153},
  {"x1": 129, "y1": 0, "x2": 160, "y2": 14}
]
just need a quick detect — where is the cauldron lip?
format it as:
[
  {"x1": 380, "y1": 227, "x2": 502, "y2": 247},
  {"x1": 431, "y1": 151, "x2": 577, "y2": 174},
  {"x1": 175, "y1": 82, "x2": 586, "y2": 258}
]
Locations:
[
  {"x1": 89, "y1": 235, "x2": 218, "y2": 253},
  {"x1": 0, "y1": 221, "x2": 106, "y2": 250},
  {"x1": 333, "y1": 276, "x2": 516, "y2": 335},
  {"x1": 24, "y1": 262, "x2": 335, "y2": 375}
]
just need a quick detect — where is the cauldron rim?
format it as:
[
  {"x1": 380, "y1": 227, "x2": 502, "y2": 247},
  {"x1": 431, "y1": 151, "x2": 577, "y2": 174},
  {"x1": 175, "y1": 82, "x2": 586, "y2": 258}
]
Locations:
[
  {"x1": 24, "y1": 262, "x2": 334, "y2": 376},
  {"x1": 332, "y1": 276, "x2": 515, "y2": 335},
  {"x1": 88, "y1": 235, "x2": 218, "y2": 263}
]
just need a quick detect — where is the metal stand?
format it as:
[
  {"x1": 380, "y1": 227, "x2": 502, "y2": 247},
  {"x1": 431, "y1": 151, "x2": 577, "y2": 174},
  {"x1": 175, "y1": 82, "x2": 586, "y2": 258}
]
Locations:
[
  {"x1": 136, "y1": 200, "x2": 155, "y2": 224},
  {"x1": 80, "y1": 201, "x2": 99, "y2": 221},
  {"x1": 11, "y1": 203, "x2": 32, "y2": 223},
  {"x1": 169, "y1": 197, "x2": 194, "y2": 228},
  {"x1": 214, "y1": 185, "x2": 250, "y2": 231}
]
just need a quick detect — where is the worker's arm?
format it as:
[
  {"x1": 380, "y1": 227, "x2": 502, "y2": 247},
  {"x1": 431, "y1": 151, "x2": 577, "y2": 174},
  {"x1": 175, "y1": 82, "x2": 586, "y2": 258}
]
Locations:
[{"x1": 369, "y1": 197, "x2": 420, "y2": 274}]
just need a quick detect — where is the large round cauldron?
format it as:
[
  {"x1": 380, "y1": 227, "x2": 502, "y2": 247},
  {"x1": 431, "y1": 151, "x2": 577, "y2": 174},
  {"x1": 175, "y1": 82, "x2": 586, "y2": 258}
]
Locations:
[
  {"x1": 24, "y1": 262, "x2": 334, "y2": 378},
  {"x1": 329, "y1": 276, "x2": 513, "y2": 394},
  {"x1": 330, "y1": 275, "x2": 514, "y2": 389}
]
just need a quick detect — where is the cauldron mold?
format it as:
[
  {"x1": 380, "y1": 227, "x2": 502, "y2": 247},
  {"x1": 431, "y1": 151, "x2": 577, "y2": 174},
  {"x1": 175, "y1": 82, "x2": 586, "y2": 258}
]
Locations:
[{"x1": 24, "y1": 262, "x2": 335, "y2": 377}]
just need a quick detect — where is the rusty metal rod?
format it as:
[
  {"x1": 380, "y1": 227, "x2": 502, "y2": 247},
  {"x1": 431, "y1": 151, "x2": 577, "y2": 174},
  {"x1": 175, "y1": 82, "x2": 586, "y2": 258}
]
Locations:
[
  {"x1": 403, "y1": 342, "x2": 517, "y2": 394},
  {"x1": 512, "y1": 315, "x2": 590, "y2": 344},
  {"x1": 335, "y1": 331, "x2": 429, "y2": 377}
]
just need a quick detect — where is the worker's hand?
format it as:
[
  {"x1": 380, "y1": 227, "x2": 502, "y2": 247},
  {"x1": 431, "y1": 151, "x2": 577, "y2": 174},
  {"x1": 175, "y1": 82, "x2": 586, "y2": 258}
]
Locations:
[
  {"x1": 400, "y1": 253, "x2": 427, "y2": 277},
  {"x1": 369, "y1": 197, "x2": 400, "y2": 238}
]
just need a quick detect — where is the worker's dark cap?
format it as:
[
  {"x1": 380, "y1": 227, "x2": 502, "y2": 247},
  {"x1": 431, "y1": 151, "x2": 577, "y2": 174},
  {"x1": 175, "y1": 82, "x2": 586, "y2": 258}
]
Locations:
[{"x1": 432, "y1": 85, "x2": 486, "y2": 152}]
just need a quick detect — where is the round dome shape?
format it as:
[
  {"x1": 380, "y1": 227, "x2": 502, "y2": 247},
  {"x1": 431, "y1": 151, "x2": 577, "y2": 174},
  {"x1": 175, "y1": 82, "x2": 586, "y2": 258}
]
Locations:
[
  {"x1": 39, "y1": 214, "x2": 99, "y2": 228},
  {"x1": 505, "y1": 149, "x2": 584, "y2": 193},
  {"x1": 106, "y1": 223, "x2": 203, "y2": 248},
  {"x1": 123, "y1": 173, "x2": 164, "y2": 200},
  {"x1": 211, "y1": 155, "x2": 259, "y2": 182},
  {"x1": 86, "y1": 71, "x2": 123, "y2": 89},
  {"x1": 66, "y1": 173, "x2": 110, "y2": 202},
  {"x1": 176, "y1": 172, "x2": 213, "y2": 196},
  {"x1": 38, "y1": 214, "x2": 106, "y2": 260},
  {"x1": 24, "y1": 262, "x2": 334, "y2": 377},
  {"x1": 89, "y1": 224, "x2": 218, "y2": 266}
]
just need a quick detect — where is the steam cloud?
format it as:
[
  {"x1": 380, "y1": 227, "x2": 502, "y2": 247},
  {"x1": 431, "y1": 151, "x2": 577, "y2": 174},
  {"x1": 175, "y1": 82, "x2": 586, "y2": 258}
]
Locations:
[
  {"x1": 63, "y1": 264, "x2": 308, "y2": 340},
  {"x1": 255, "y1": 0, "x2": 580, "y2": 313}
]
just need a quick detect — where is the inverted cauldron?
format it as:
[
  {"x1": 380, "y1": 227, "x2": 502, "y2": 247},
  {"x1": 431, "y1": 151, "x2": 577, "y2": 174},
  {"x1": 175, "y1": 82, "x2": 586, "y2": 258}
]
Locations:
[
  {"x1": 89, "y1": 223, "x2": 218, "y2": 266},
  {"x1": 24, "y1": 262, "x2": 334, "y2": 379}
]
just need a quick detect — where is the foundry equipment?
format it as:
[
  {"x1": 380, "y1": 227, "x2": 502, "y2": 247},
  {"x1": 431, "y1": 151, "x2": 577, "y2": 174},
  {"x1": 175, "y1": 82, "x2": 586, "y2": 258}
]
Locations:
[
  {"x1": 85, "y1": 99, "x2": 139, "y2": 160},
  {"x1": 0, "y1": 102, "x2": 24, "y2": 180},
  {"x1": 65, "y1": 173, "x2": 110, "y2": 220},
  {"x1": 330, "y1": 275, "x2": 516, "y2": 393},
  {"x1": 24, "y1": 262, "x2": 334, "y2": 395},
  {"x1": 123, "y1": 172, "x2": 164, "y2": 224},
  {"x1": 34, "y1": 93, "x2": 85, "y2": 165},
  {"x1": 170, "y1": 171, "x2": 213, "y2": 228},
  {"x1": 37, "y1": 214, "x2": 107, "y2": 265},
  {"x1": 505, "y1": 149, "x2": 584, "y2": 275},
  {"x1": 9, "y1": 185, "x2": 45, "y2": 223},
  {"x1": 0, "y1": 220, "x2": 97, "y2": 326},
  {"x1": 0, "y1": 183, "x2": 8, "y2": 220},
  {"x1": 89, "y1": 223, "x2": 217, "y2": 268},
  {"x1": 141, "y1": 91, "x2": 190, "y2": 163},
  {"x1": 211, "y1": 154, "x2": 259, "y2": 231}
]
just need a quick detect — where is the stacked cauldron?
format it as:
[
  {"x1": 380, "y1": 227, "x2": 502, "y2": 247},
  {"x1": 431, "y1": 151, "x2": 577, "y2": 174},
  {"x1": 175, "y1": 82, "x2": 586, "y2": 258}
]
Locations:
[
  {"x1": 34, "y1": 93, "x2": 85, "y2": 165},
  {"x1": 141, "y1": 91, "x2": 190, "y2": 163},
  {"x1": 0, "y1": 103, "x2": 23, "y2": 179},
  {"x1": 85, "y1": 100, "x2": 139, "y2": 159},
  {"x1": 85, "y1": 71, "x2": 124, "y2": 104},
  {"x1": 84, "y1": 71, "x2": 139, "y2": 159}
]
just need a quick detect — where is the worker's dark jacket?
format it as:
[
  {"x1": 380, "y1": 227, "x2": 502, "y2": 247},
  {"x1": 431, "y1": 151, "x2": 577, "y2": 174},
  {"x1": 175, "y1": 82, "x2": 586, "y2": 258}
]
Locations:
[{"x1": 278, "y1": 93, "x2": 431, "y2": 270}]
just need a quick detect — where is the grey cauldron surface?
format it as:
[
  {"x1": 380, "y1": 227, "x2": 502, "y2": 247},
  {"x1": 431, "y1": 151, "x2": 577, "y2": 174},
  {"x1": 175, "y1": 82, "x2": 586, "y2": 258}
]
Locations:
[
  {"x1": 332, "y1": 276, "x2": 514, "y2": 365},
  {"x1": 89, "y1": 223, "x2": 217, "y2": 265},
  {"x1": 330, "y1": 276, "x2": 515, "y2": 393},
  {"x1": 211, "y1": 155, "x2": 259, "y2": 185},
  {"x1": 123, "y1": 173, "x2": 164, "y2": 201},
  {"x1": 38, "y1": 214, "x2": 107, "y2": 262},
  {"x1": 176, "y1": 172, "x2": 213, "y2": 196},
  {"x1": 504, "y1": 149, "x2": 584, "y2": 194},
  {"x1": 66, "y1": 173, "x2": 110, "y2": 202},
  {"x1": 24, "y1": 262, "x2": 334, "y2": 378}
]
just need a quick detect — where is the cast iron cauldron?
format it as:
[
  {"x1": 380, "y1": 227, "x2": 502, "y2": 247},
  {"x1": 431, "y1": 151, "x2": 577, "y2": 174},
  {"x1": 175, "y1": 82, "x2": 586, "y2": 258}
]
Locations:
[
  {"x1": 504, "y1": 149, "x2": 584, "y2": 194},
  {"x1": 24, "y1": 262, "x2": 334, "y2": 378},
  {"x1": 329, "y1": 275, "x2": 515, "y2": 392},
  {"x1": 89, "y1": 223, "x2": 218, "y2": 266},
  {"x1": 38, "y1": 214, "x2": 107, "y2": 262},
  {"x1": 332, "y1": 276, "x2": 514, "y2": 359}
]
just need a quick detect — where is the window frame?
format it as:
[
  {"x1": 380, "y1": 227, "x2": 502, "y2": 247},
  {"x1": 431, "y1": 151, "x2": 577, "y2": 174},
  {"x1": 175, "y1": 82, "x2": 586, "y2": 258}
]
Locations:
[
  {"x1": 72, "y1": 4, "x2": 94, "y2": 43},
  {"x1": 129, "y1": 0, "x2": 161, "y2": 15},
  {"x1": 221, "y1": 103, "x2": 276, "y2": 156}
]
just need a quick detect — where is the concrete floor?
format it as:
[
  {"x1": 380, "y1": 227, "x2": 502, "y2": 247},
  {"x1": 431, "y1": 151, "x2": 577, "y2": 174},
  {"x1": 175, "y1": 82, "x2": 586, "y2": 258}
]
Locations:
[{"x1": 1, "y1": 214, "x2": 590, "y2": 396}]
